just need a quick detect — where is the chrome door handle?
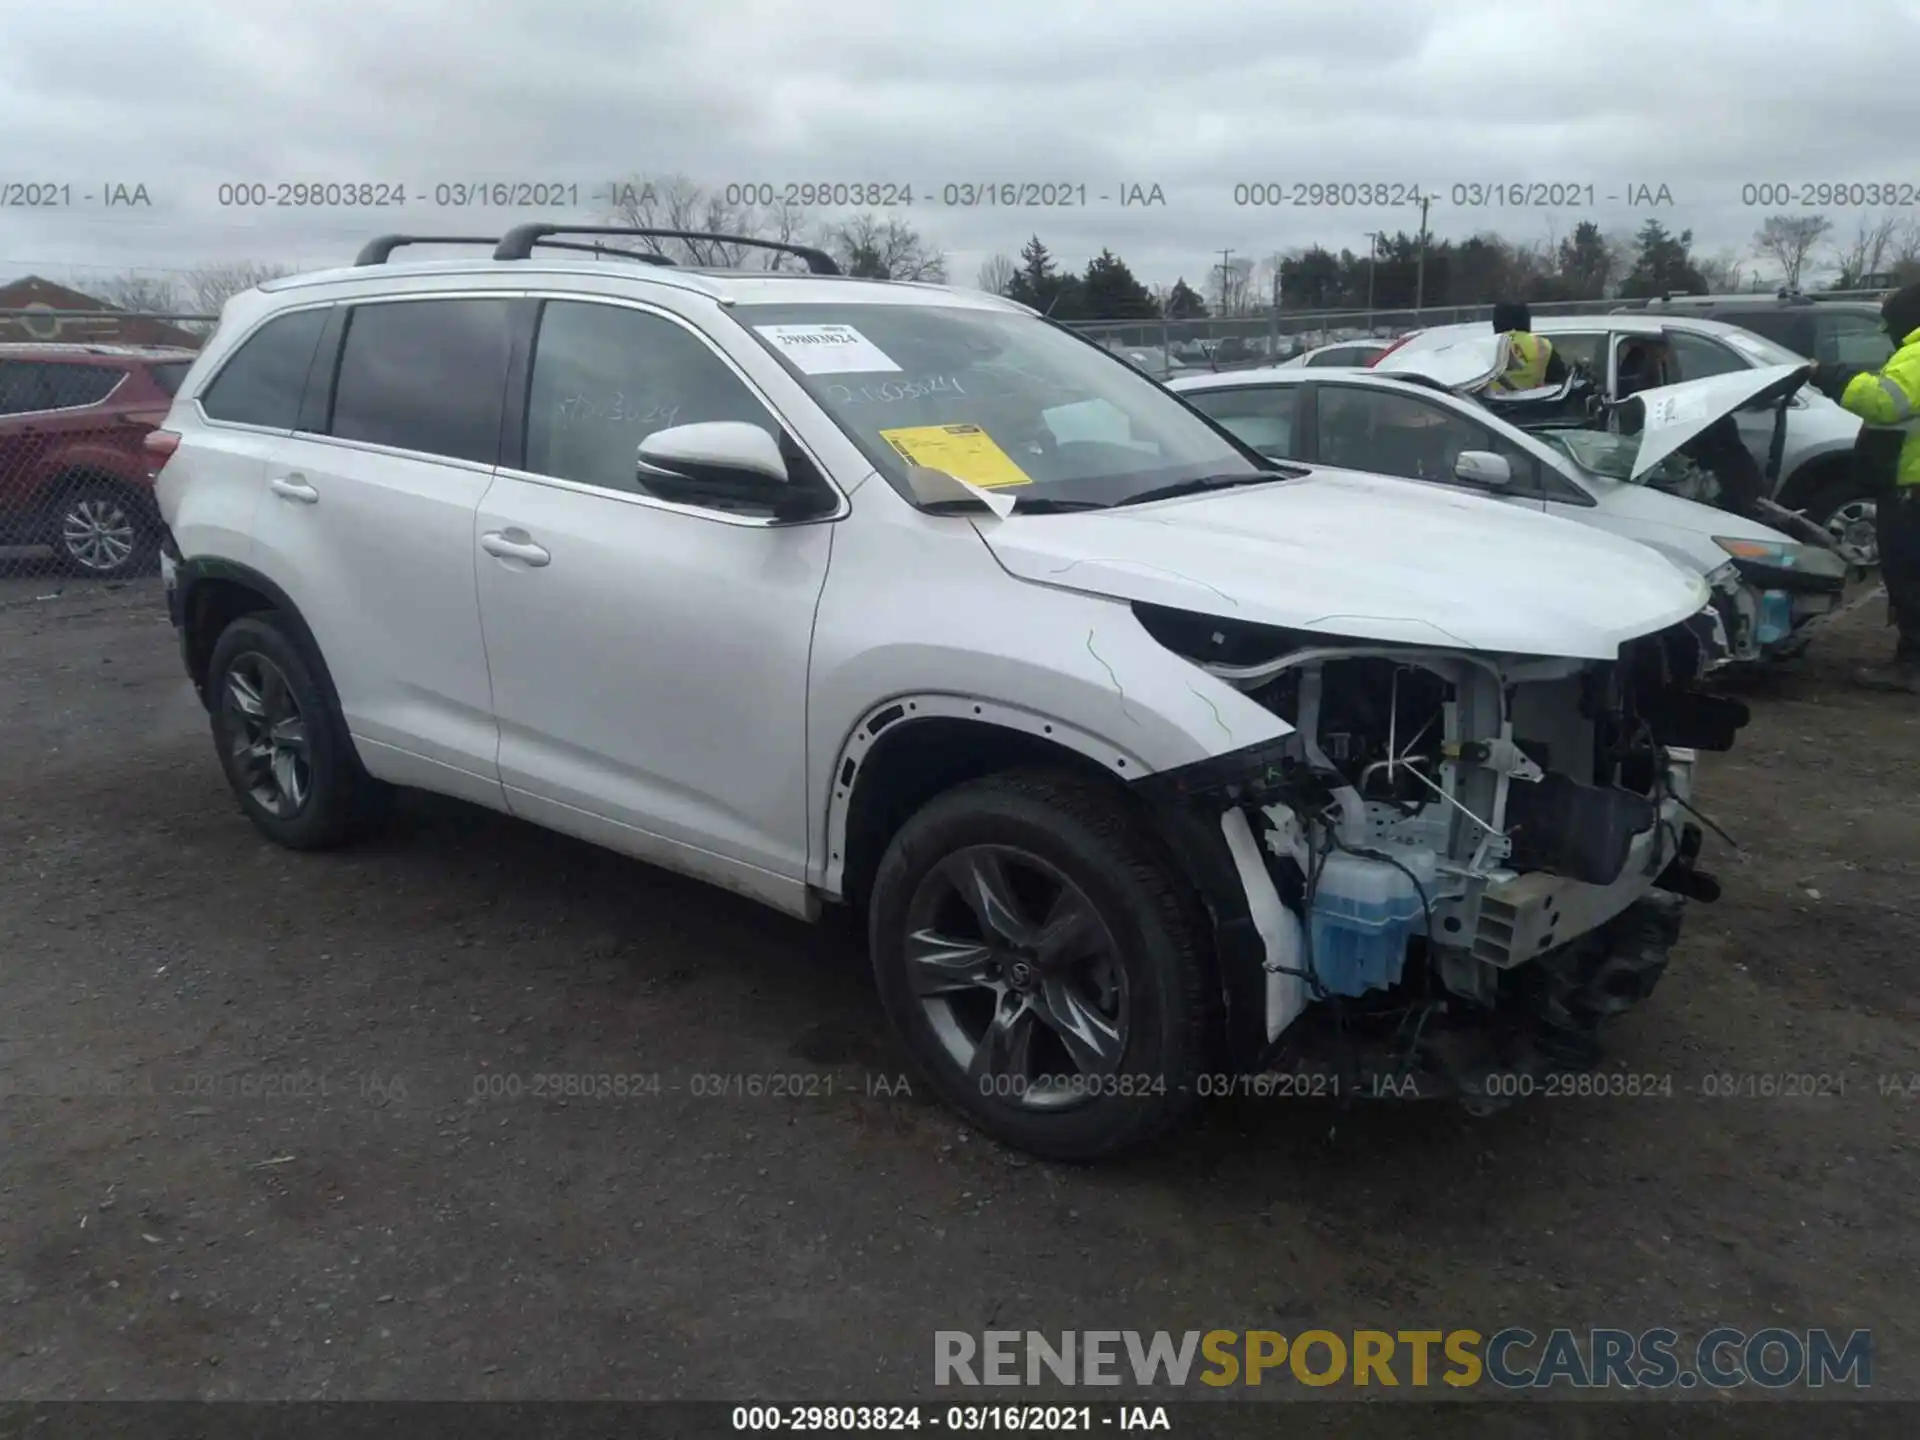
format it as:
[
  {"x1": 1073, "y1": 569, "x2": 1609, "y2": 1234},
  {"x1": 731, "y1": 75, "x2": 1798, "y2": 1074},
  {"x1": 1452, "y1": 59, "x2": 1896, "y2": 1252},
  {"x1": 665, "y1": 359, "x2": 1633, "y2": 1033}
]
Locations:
[
  {"x1": 480, "y1": 530, "x2": 551, "y2": 566},
  {"x1": 270, "y1": 475, "x2": 319, "y2": 503}
]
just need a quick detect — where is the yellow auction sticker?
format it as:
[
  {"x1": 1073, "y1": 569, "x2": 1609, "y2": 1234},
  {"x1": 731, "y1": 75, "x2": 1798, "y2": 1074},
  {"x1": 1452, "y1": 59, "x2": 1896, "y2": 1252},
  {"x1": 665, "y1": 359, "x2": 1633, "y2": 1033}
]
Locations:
[{"x1": 879, "y1": 423, "x2": 1034, "y2": 488}]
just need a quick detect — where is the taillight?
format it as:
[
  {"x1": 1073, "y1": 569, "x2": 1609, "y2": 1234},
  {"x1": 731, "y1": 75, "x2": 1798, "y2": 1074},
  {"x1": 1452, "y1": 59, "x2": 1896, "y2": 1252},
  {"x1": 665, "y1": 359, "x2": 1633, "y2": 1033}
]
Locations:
[
  {"x1": 1367, "y1": 332, "x2": 1419, "y2": 367},
  {"x1": 143, "y1": 429, "x2": 181, "y2": 476},
  {"x1": 121, "y1": 409, "x2": 172, "y2": 428}
]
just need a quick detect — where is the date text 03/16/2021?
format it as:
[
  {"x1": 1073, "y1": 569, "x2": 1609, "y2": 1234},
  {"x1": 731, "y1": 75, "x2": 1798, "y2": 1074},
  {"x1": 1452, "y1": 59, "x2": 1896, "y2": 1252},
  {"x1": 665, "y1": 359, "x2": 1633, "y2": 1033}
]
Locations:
[{"x1": 730, "y1": 1405, "x2": 1172, "y2": 1432}]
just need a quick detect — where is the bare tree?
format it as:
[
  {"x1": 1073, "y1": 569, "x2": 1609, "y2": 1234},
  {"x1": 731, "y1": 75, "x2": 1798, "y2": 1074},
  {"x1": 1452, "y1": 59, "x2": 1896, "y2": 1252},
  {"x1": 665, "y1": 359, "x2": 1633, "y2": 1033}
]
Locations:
[
  {"x1": 90, "y1": 272, "x2": 182, "y2": 314},
  {"x1": 822, "y1": 213, "x2": 947, "y2": 282},
  {"x1": 1213, "y1": 256, "x2": 1257, "y2": 316},
  {"x1": 1695, "y1": 248, "x2": 1747, "y2": 294},
  {"x1": 1601, "y1": 234, "x2": 1637, "y2": 298},
  {"x1": 976, "y1": 253, "x2": 1017, "y2": 295},
  {"x1": 1751, "y1": 214, "x2": 1832, "y2": 289},
  {"x1": 1828, "y1": 212, "x2": 1902, "y2": 288},
  {"x1": 185, "y1": 261, "x2": 297, "y2": 315}
]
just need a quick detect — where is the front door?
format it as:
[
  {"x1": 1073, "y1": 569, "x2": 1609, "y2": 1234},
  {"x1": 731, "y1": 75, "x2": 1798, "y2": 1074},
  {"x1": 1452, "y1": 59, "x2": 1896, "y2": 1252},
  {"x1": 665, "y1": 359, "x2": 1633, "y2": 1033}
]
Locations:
[{"x1": 474, "y1": 297, "x2": 833, "y2": 915}]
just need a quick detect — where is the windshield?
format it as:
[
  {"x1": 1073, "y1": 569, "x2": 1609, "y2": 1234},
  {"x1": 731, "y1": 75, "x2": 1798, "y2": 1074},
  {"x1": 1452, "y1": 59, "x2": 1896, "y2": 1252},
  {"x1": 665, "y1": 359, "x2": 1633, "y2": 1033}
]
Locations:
[
  {"x1": 1713, "y1": 327, "x2": 1807, "y2": 368},
  {"x1": 732, "y1": 303, "x2": 1268, "y2": 508}
]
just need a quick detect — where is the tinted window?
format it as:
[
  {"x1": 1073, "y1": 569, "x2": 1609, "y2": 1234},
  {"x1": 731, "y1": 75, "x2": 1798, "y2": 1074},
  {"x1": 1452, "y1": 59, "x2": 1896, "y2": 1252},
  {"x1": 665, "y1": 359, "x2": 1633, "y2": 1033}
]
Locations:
[
  {"x1": 330, "y1": 299, "x2": 513, "y2": 463},
  {"x1": 1665, "y1": 331, "x2": 1748, "y2": 381},
  {"x1": 1318, "y1": 385, "x2": 1538, "y2": 489},
  {"x1": 0, "y1": 361, "x2": 48, "y2": 415},
  {"x1": 1816, "y1": 311, "x2": 1894, "y2": 368},
  {"x1": 525, "y1": 300, "x2": 777, "y2": 497},
  {"x1": 1305, "y1": 345, "x2": 1364, "y2": 367},
  {"x1": 201, "y1": 307, "x2": 329, "y2": 429},
  {"x1": 1183, "y1": 385, "x2": 1304, "y2": 460},
  {"x1": 147, "y1": 361, "x2": 193, "y2": 397},
  {"x1": 40, "y1": 363, "x2": 123, "y2": 408}
]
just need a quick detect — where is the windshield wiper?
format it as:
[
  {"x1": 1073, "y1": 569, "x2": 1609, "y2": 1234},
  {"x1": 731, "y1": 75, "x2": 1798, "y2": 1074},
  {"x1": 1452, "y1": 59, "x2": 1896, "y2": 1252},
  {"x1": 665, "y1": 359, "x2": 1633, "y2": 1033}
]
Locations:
[
  {"x1": 919, "y1": 495, "x2": 1105, "y2": 515},
  {"x1": 1109, "y1": 468, "x2": 1303, "y2": 509}
]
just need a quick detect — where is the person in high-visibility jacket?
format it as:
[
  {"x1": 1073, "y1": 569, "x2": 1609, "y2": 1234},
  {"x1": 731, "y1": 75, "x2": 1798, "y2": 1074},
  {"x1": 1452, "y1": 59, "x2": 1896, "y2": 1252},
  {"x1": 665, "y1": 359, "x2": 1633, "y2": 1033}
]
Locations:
[
  {"x1": 1809, "y1": 282, "x2": 1920, "y2": 691},
  {"x1": 1488, "y1": 301, "x2": 1569, "y2": 392}
]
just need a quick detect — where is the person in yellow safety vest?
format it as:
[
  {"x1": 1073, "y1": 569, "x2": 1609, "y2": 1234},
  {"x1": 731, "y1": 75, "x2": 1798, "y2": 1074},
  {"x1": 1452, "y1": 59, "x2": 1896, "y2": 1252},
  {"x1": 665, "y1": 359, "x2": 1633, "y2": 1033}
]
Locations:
[
  {"x1": 1808, "y1": 282, "x2": 1920, "y2": 692},
  {"x1": 1488, "y1": 301, "x2": 1569, "y2": 392}
]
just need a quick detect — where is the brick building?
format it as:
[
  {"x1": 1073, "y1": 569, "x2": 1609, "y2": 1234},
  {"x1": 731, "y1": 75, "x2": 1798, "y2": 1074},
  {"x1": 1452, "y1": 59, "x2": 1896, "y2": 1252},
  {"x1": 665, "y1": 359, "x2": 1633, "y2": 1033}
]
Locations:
[{"x1": 0, "y1": 275, "x2": 205, "y2": 348}]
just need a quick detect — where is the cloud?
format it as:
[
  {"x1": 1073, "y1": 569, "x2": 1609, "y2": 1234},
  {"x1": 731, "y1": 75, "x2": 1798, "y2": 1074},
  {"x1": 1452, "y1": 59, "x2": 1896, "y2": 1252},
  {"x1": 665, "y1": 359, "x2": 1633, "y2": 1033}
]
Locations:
[{"x1": 1, "y1": 0, "x2": 1913, "y2": 295}]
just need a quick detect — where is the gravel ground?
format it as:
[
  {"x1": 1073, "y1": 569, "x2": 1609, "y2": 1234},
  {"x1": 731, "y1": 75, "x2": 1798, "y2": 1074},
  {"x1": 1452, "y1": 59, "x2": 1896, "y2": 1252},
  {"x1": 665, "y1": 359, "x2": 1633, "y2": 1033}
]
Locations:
[{"x1": 0, "y1": 570, "x2": 1915, "y2": 1428}]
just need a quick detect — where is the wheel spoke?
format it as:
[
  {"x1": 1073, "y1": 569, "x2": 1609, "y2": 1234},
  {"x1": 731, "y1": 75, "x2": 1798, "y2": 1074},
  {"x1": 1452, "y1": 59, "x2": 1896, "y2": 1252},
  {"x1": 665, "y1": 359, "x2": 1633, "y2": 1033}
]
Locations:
[
  {"x1": 226, "y1": 669, "x2": 266, "y2": 718},
  {"x1": 904, "y1": 929, "x2": 997, "y2": 998},
  {"x1": 259, "y1": 663, "x2": 294, "y2": 725},
  {"x1": 1037, "y1": 975, "x2": 1124, "y2": 1075},
  {"x1": 1032, "y1": 886, "x2": 1104, "y2": 970},
  {"x1": 270, "y1": 748, "x2": 306, "y2": 808},
  {"x1": 967, "y1": 992, "x2": 1038, "y2": 1086},
  {"x1": 943, "y1": 849, "x2": 1035, "y2": 947},
  {"x1": 270, "y1": 716, "x2": 308, "y2": 754}
]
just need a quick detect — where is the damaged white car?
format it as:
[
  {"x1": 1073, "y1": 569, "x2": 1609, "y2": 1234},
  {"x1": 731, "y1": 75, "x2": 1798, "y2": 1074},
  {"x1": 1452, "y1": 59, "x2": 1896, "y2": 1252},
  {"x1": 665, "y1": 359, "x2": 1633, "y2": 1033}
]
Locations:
[
  {"x1": 1173, "y1": 344, "x2": 1853, "y2": 664},
  {"x1": 155, "y1": 226, "x2": 1744, "y2": 1161}
]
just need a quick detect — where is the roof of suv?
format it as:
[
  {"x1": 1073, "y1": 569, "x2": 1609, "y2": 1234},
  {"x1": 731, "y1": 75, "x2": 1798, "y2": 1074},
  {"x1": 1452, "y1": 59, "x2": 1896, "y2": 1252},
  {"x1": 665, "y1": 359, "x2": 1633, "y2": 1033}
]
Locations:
[
  {"x1": 0, "y1": 342, "x2": 200, "y2": 362},
  {"x1": 261, "y1": 256, "x2": 1032, "y2": 313}
]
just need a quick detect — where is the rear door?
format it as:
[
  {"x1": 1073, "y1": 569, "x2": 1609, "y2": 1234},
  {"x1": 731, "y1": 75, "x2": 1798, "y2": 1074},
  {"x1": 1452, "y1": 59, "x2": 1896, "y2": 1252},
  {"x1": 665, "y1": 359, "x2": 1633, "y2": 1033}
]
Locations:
[{"x1": 248, "y1": 294, "x2": 513, "y2": 805}]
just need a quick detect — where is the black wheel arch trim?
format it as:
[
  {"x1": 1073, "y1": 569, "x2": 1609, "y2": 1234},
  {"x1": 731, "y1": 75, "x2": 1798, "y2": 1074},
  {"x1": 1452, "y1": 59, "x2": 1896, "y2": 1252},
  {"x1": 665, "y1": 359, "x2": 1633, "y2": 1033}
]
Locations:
[{"x1": 174, "y1": 557, "x2": 356, "y2": 755}]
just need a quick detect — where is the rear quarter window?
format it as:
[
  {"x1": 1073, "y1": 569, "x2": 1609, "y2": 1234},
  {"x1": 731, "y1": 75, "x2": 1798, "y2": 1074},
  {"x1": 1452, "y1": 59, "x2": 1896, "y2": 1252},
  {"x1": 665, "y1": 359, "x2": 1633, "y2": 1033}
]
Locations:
[
  {"x1": 200, "y1": 307, "x2": 331, "y2": 429},
  {"x1": 40, "y1": 363, "x2": 124, "y2": 408}
]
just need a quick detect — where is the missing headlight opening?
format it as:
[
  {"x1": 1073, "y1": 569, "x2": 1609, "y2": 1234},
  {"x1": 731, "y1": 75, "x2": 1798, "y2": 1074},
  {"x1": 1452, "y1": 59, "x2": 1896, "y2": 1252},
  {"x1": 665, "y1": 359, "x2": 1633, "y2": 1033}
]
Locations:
[{"x1": 1131, "y1": 603, "x2": 1747, "y2": 1111}]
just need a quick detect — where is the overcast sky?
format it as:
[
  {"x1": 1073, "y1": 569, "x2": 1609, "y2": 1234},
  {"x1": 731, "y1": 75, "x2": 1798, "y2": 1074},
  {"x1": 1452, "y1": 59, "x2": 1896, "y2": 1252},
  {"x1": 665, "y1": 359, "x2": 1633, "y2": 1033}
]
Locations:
[{"x1": 4, "y1": 0, "x2": 1918, "y2": 304}]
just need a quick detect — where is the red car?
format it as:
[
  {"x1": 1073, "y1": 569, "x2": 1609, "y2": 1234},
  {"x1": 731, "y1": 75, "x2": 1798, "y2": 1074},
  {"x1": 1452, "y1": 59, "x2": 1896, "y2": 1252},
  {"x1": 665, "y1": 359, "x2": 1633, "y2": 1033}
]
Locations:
[{"x1": 0, "y1": 342, "x2": 198, "y2": 577}]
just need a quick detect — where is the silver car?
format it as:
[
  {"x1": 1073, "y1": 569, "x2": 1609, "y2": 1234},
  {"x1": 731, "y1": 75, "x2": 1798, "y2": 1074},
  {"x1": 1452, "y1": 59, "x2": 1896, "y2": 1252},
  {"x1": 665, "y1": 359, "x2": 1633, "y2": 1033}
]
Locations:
[{"x1": 1377, "y1": 314, "x2": 1873, "y2": 562}]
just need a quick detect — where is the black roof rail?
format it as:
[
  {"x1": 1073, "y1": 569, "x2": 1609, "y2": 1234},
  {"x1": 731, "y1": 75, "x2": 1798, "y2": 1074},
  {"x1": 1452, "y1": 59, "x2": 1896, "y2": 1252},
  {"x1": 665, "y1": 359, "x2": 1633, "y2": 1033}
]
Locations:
[
  {"x1": 493, "y1": 223, "x2": 842, "y2": 274},
  {"x1": 354, "y1": 233, "x2": 680, "y2": 267}
]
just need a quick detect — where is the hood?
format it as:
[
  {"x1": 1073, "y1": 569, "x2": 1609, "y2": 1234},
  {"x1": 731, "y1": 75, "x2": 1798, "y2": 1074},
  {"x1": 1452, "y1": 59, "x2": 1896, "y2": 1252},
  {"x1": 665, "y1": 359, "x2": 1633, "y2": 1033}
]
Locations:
[
  {"x1": 976, "y1": 467, "x2": 1709, "y2": 660},
  {"x1": 1625, "y1": 365, "x2": 1808, "y2": 477}
]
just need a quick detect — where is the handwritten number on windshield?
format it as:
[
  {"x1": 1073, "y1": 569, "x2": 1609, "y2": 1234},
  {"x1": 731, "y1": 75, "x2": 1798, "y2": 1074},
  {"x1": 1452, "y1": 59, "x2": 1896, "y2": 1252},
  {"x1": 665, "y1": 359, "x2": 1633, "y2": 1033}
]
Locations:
[{"x1": 824, "y1": 375, "x2": 968, "y2": 405}]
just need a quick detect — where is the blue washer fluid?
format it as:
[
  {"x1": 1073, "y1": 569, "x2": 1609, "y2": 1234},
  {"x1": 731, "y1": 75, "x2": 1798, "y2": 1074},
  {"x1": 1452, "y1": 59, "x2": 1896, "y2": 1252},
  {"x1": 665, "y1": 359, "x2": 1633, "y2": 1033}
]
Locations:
[
  {"x1": 1755, "y1": 590, "x2": 1793, "y2": 646},
  {"x1": 1306, "y1": 846, "x2": 1439, "y2": 997}
]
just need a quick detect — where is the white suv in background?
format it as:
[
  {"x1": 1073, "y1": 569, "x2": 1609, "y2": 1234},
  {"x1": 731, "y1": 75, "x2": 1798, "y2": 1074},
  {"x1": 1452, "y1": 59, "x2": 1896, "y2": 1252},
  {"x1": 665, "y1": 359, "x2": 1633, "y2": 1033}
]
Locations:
[{"x1": 153, "y1": 225, "x2": 1742, "y2": 1157}]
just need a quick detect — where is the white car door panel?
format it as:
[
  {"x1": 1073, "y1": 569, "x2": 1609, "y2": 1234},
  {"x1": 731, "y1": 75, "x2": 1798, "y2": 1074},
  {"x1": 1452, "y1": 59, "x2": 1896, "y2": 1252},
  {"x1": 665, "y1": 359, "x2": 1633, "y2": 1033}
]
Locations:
[{"x1": 473, "y1": 297, "x2": 832, "y2": 914}]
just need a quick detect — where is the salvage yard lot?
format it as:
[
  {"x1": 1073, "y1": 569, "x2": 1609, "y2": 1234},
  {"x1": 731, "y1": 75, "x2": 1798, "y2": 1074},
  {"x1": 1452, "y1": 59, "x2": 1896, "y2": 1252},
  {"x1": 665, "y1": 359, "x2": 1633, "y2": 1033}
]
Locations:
[{"x1": 2, "y1": 572, "x2": 1917, "y2": 1412}]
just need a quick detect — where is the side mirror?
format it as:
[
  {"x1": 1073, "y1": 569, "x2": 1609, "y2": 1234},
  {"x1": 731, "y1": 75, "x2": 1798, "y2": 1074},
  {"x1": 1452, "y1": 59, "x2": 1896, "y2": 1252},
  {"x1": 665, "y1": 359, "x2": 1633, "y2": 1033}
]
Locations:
[
  {"x1": 637, "y1": 422, "x2": 788, "y2": 486},
  {"x1": 1454, "y1": 450, "x2": 1513, "y2": 488}
]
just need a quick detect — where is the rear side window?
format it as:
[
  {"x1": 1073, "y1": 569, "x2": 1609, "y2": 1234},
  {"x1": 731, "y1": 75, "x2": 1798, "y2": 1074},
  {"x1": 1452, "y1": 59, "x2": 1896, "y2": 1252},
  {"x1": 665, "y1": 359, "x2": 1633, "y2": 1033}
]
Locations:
[
  {"x1": 200, "y1": 307, "x2": 330, "y2": 429},
  {"x1": 1718, "y1": 310, "x2": 1808, "y2": 354},
  {"x1": 147, "y1": 361, "x2": 193, "y2": 397},
  {"x1": 329, "y1": 298, "x2": 514, "y2": 464},
  {"x1": 1816, "y1": 311, "x2": 1894, "y2": 369},
  {"x1": 40, "y1": 364, "x2": 124, "y2": 408}
]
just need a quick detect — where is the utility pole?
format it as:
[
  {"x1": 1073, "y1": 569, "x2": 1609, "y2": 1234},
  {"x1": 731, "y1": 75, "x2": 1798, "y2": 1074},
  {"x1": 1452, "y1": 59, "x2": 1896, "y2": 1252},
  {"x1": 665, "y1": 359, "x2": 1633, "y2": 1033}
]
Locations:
[
  {"x1": 1365, "y1": 231, "x2": 1382, "y2": 328},
  {"x1": 1268, "y1": 251, "x2": 1283, "y2": 356},
  {"x1": 1414, "y1": 193, "x2": 1434, "y2": 312},
  {"x1": 1215, "y1": 248, "x2": 1234, "y2": 315}
]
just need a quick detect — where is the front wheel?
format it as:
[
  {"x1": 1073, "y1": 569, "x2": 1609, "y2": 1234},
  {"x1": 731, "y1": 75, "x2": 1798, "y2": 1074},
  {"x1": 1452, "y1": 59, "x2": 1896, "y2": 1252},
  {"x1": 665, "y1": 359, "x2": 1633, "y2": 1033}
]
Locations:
[
  {"x1": 867, "y1": 770, "x2": 1215, "y2": 1160},
  {"x1": 1803, "y1": 477, "x2": 1879, "y2": 567}
]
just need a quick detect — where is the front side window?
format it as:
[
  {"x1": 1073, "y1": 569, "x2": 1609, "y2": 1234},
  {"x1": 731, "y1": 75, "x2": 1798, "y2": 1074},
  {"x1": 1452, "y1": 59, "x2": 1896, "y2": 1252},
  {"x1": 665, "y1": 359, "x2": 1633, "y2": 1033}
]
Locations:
[
  {"x1": 1317, "y1": 385, "x2": 1540, "y2": 490},
  {"x1": 523, "y1": 300, "x2": 781, "y2": 501},
  {"x1": 732, "y1": 303, "x2": 1265, "y2": 509},
  {"x1": 329, "y1": 298, "x2": 514, "y2": 464},
  {"x1": 200, "y1": 307, "x2": 329, "y2": 429},
  {"x1": 1181, "y1": 385, "x2": 1304, "y2": 460},
  {"x1": 0, "y1": 361, "x2": 49, "y2": 416},
  {"x1": 1542, "y1": 331, "x2": 1607, "y2": 377},
  {"x1": 1717, "y1": 309, "x2": 1808, "y2": 353}
]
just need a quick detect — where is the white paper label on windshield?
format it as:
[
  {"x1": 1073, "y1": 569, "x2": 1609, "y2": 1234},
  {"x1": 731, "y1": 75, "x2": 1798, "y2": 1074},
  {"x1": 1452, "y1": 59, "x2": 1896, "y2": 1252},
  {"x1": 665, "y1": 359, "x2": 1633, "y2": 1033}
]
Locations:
[{"x1": 754, "y1": 323, "x2": 902, "y2": 375}]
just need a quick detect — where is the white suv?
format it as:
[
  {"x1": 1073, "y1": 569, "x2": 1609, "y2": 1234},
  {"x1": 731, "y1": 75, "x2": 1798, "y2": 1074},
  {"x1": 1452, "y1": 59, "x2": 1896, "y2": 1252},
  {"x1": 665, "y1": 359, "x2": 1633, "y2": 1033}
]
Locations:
[{"x1": 153, "y1": 225, "x2": 1743, "y2": 1158}]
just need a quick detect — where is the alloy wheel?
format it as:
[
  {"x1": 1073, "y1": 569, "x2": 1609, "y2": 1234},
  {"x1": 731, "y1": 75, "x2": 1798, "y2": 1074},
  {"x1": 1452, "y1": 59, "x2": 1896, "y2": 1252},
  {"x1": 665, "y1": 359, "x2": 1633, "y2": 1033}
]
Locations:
[
  {"x1": 902, "y1": 844, "x2": 1129, "y2": 1110},
  {"x1": 222, "y1": 653, "x2": 311, "y2": 817},
  {"x1": 1826, "y1": 497, "x2": 1879, "y2": 567},
  {"x1": 60, "y1": 496, "x2": 137, "y2": 573}
]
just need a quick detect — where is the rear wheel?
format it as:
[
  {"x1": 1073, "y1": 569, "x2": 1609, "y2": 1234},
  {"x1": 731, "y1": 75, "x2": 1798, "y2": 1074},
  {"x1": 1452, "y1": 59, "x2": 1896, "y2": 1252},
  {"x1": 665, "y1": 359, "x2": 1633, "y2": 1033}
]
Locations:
[
  {"x1": 206, "y1": 613, "x2": 388, "y2": 849},
  {"x1": 867, "y1": 770, "x2": 1213, "y2": 1160},
  {"x1": 50, "y1": 479, "x2": 155, "y2": 578}
]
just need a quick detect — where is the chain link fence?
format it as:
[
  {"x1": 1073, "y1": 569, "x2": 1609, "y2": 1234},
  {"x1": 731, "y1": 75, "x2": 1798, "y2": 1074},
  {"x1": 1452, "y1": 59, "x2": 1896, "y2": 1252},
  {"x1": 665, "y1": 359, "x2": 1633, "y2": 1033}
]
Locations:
[{"x1": 0, "y1": 310, "x2": 213, "y2": 582}]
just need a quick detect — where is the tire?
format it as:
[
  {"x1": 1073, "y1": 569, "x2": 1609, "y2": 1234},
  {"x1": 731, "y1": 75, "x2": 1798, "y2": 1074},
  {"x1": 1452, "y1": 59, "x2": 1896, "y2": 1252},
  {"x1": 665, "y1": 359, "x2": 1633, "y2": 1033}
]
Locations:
[
  {"x1": 1801, "y1": 474, "x2": 1879, "y2": 567},
  {"x1": 205, "y1": 613, "x2": 388, "y2": 850},
  {"x1": 867, "y1": 769, "x2": 1215, "y2": 1160},
  {"x1": 49, "y1": 478, "x2": 157, "y2": 579}
]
